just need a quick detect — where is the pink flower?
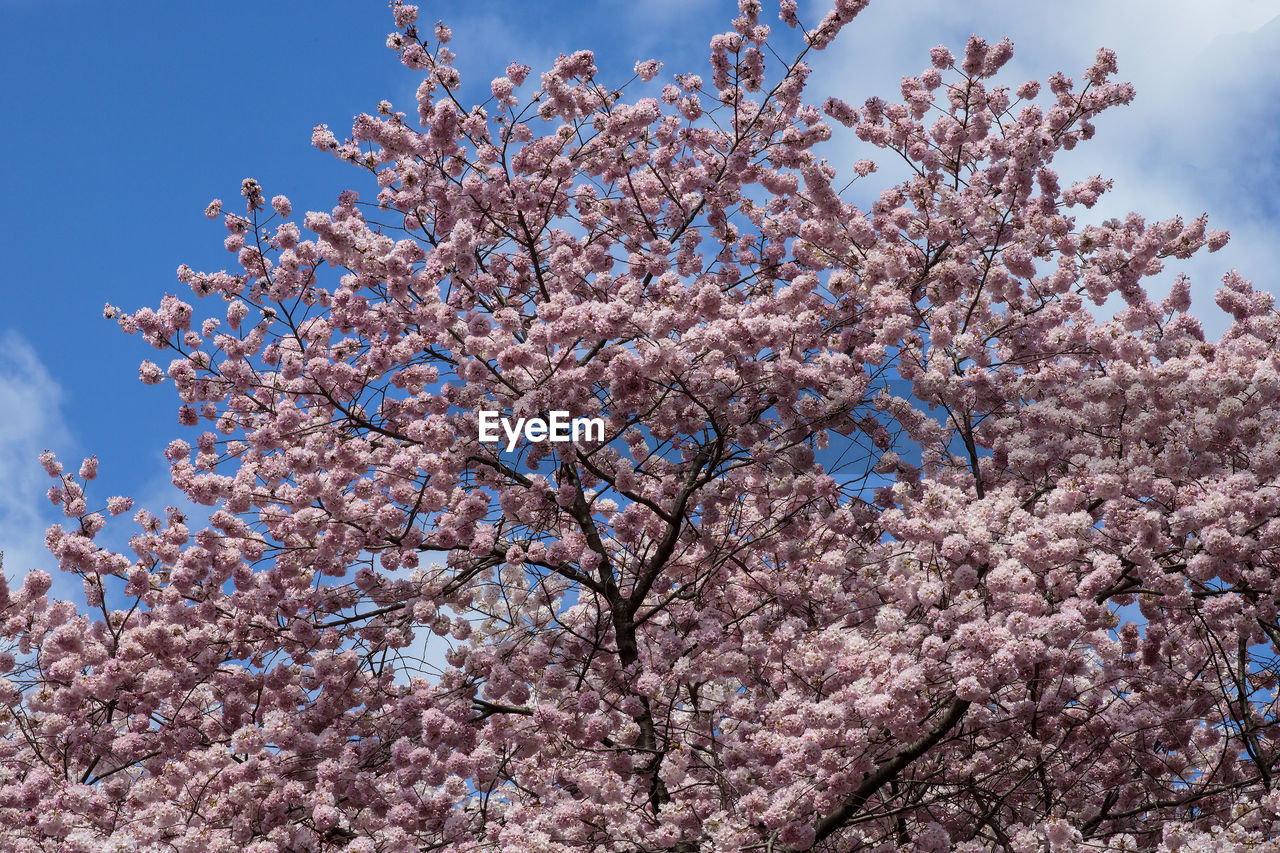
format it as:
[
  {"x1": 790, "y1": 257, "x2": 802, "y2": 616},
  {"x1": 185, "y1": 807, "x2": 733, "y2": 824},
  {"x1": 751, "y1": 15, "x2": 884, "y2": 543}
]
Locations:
[
  {"x1": 240, "y1": 178, "x2": 264, "y2": 210},
  {"x1": 106, "y1": 496, "x2": 133, "y2": 515},
  {"x1": 137, "y1": 360, "x2": 164, "y2": 385},
  {"x1": 391, "y1": 1, "x2": 417, "y2": 29},
  {"x1": 634, "y1": 59, "x2": 662, "y2": 82},
  {"x1": 79, "y1": 456, "x2": 99, "y2": 481},
  {"x1": 38, "y1": 450, "x2": 62, "y2": 477}
]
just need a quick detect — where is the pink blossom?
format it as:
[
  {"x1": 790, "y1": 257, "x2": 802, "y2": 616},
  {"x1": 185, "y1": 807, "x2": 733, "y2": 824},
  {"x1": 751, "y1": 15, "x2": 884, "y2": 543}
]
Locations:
[
  {"x1": 633, "y1": 59, "x2": 662, "y2": 82},
  {"x1": 105, "y1": 496, "x2": 133, "y2": 515}
]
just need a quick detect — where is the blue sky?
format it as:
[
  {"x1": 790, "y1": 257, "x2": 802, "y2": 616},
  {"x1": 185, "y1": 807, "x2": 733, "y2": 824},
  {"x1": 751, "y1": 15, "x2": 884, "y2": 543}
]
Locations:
[{"x1": 1, "y1": 0, "x2": 1279, "y2": 586}]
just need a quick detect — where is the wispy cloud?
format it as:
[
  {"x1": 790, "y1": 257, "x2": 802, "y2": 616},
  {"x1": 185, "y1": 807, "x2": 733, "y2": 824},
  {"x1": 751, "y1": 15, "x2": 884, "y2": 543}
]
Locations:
[{"x1": 0, "y1": 332, "x2": 72, "y2": 590}]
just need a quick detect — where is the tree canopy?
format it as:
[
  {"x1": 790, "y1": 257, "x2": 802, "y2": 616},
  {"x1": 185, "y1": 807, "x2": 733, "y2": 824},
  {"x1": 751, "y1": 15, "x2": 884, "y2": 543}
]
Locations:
[{"x1": 5, "y1": 2, "x2": 1280, "y2": 850}]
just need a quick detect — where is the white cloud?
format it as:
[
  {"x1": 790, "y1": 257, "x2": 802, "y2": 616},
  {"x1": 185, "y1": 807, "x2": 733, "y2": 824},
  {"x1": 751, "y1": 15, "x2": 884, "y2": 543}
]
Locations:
[{"x1": 0, "y1": 332, "x2": 74, "y2": 592}]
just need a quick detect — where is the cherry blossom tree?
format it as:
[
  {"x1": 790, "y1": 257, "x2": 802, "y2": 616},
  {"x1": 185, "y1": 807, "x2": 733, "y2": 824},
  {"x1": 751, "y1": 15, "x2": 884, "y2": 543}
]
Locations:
[{"x1": 5, "y1": 0, "x2": 1280, "y2": 850}]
